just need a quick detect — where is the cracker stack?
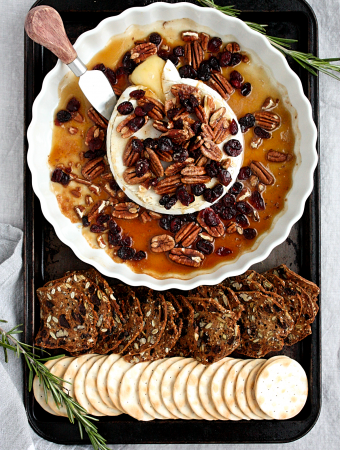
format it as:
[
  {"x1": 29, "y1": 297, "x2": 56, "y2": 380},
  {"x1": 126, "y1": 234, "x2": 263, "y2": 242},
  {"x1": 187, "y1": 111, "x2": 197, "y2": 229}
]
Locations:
[{"x1": 34, "y1": 354, "x2": 308, "y2": 421}]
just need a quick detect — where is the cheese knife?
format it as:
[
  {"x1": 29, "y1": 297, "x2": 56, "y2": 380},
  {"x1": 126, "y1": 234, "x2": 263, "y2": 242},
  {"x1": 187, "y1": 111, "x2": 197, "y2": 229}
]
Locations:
[{"x1": 25, "y1": 5, "x2": 117, "y2": 120}]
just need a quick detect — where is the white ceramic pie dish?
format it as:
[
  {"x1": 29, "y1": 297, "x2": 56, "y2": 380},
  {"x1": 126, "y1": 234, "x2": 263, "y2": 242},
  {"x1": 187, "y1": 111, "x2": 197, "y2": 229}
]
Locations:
[{"x1": 27, "y1": 2, "x2": 318, "y2": 291}]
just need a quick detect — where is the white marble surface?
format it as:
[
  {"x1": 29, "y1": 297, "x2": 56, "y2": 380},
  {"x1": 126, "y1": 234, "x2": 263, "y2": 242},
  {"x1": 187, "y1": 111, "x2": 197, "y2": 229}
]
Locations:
[{"x1": 0, "y1": 0, "x2": 339, "y2": 449}]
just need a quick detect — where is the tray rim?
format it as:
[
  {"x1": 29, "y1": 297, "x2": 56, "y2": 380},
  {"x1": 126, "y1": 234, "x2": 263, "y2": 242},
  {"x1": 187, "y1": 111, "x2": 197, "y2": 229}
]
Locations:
[{"x1": 23, "y1": 0, "x2": 321, "y2": 445}]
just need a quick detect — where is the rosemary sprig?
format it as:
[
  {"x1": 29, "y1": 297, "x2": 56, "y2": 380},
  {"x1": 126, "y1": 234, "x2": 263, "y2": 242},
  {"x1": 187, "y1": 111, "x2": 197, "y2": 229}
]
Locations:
[
  {"x1": 0, "y1": 320, "x2": 110, "y2": 450},
  {"x1": 197, "y1": 0, "x2": 340, "y2": 80}
]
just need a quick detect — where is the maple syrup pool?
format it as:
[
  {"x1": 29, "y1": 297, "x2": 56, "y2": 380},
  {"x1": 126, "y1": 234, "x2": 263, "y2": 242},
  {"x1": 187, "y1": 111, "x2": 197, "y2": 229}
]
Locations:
[{"x1": 49, "y1": 19, "x2": 299, "y2": 280}]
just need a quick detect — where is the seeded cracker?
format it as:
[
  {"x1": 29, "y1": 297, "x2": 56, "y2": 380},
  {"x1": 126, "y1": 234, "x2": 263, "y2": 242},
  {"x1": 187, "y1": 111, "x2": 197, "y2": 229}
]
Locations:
[
  {"x1": 235, "y1": 291, "x2": 294, "y2": 358},
  {"x1": 168, "y1": 295, "x2": 195, "y2": 357},
  {"x1": 111, "y1": 284, "x2": 144, "y2": 353},
  {"x1": 35, "y1": 283, "x2": 98, "y2": 353},
  {"x1": 46, "y1": 273, "x2": 121, "y2": 354}
]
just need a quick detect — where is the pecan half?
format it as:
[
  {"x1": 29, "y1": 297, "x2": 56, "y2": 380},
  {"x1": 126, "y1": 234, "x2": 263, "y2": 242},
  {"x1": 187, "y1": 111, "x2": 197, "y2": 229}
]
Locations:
[
  {"x1": 220, "y1": 158, "x2": 231, "y2": 170},
  {"x1": 85, "y1": 126, "x2": 104, "y2": 146},
  {"x1": 138, "y1": 97, "x2": 164, "y2": 120},
  {"x1": 169, "y1": 248, "x2": 204, "y2": 268},
  {"x1": 195, "y1": 154, "x2": 209, "y2": 167},
  {"x1": 88, "y1": 200, "x2": 108, "y2": 222},
  {"x1": 161, "y1": 128, "x2": 190, "y2": 144},
  {"x1": 200, "y1": 32, "x2": 210, "y2": 51},
  {"x1": 201, "y1": 123, "x2": 214, "y2": 140},
  {"x1": 150, "y1": 234, "x2": 175, "y2": 253},
  {"x1": 203, "y1": 95, "x2": 215, "y2": 118},
  {"x1": 123, "y1": 138, "x2": 140, "y2": 167},
  {"x1": 225, "y1": 42, "x2": 240, "y2": 53},
  {"x1": 145, "y1": 148, "x2": 164, "y2": 178},
  {"x1": 226, "y1": 222, "x2": 237, "y2": 234},
  {"x1": 214, "y1": 118, "x2": 231, "y2": 144},
  {"x1": 250, "y1": 136, "x2": 262, "y2": 149},
  {"x1": 74, "y1": 205, "x2": 85, "y2": 219},
  {"x1": 81, "y1": 157, "x2": 105, "y2": 180},
  {"x1": 181, "y1": 166, "x2": 206, "y2": 176},
  {"x1": 140, "y1": 210, "x2": 152, "y2": 224},
  {"x1": 201, "y1": 139, "x2": 223, "y2": 161},
  {"x1": 262, "y1": 97, "x2": 279, "y2": 110},
  {"x1": 267, "y1": 150, "x2": 292, "y2": 162},
  {"x1": 112, "y1": 202, "x2": 139, "y2": 219},
  {"x1": 154, "y1": 175, "x2": 182, "y2": 195},
  {"x1": 130, "y1": 42, "x2": 157, "y2": 64},
  {"x1": 208, "y1": 72, "x2": 234, "y2": 100},
  {"x1": 197, "y1": 209, "x2": 225, "y2": 238},
  {"x1": 254, "y1": 111, "x2": 281, "y2": 131},
  {"x1": 149, "y1": 211, "x2": 162, "y2": 219},
  {"x1": 117, "y1": 113, "x2": 136, "y2": 132},
  {"x1": 123, "y1": 167, "x2": 152, "y2": 185},
  {"x1": 121, "y1": 116, "x2": 149, "y2": 139},
  {"x1": 182, "y1": 31, "x2": 199, "y2": 41},
  {"x1": 249, "y1": 161, "x2": 274, "y2": 185},
  {"x1": 71, "y1": 189, "x2": 81, "y2": 198},
  {"x1": 181, "y1": 174, "x2": 211, "y2": 185},
  {"x1": 209, "y1": 107, "x2": 226, "y2": 129},
  {"x1": 175, "y1": 223, "x2": 201, "y2": 247},
  {"x1": 171, "y1": 84, "x2": 201, "y2": 103},
  {"x1": 155, "y1": 149, "x2": 173, "y2": 163},
  {"x1": 88, "y1": 107, "x2": 108, "y2": 128},
  {"x1": 195, "y1": 105, "x2": 208, "y2": 124},
  {"x1": 165, "y1": 158, "x2": 194, "y2": 176},
  {"x1": 192, "y1": 41, "x2": 204, "y2": 71},
  {"x1": 103, "y1": 182, "x2": 117, "y2": 197},
  {"x1": 153, "y1": 120, "x2": 168, "y2": 132}
]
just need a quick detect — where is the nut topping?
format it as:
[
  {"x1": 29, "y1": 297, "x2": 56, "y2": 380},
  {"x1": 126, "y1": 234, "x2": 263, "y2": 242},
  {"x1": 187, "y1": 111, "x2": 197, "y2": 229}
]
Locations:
[
  {"x1": 169, "y1": 248, "x2": 205, "y2": 268},
  {"x1": 262, "y1": 97, "x2": 279, "y2": 110},
  {"x1": 74, "y1": 205, "x2": 85, "y2": 219},
  {"x1": 254, "y1": 111, "x2": 281, "y2": 131},
  {"x1": 200, "y1": 32, "x2": 210, "y2": 51},
  {"x1": 130, "y1": 42, "x2": 157, "y2": 64},
  {"x1": 182, "y1": 31, "x2": 199, "y2": 41},
  {"x1": 209, "y1": 72, "x2": 234, "y2": 100},
  {"x1": 209, "y1": 107, "x2": 226, "y2": 129},
  {"x1": 144, "y1": 147, "x2": 164, "y2": 178},
  {"x1": 123, "y1": 138, "x2": 140, "y2": 167},
  {"x1": 267, "y1": 150, "x2": 292, "y2": 162},
  {"x1": 88, "y1": 107, "x2": 108, "y2": 128},
  {"x1": 226, "y1": 222, "x2": 237, "y2": 234},
  {"x1": 225, "y1": 42, "x2": 240, "y2": 53},
  {"x1": 97, "y1": 235, "x2": 106, "y2": 249},
  {"x1": 198, "y1": 209, "x2": 225, "y2": 238},
  {"x1": 150, "y1": 234, "x2": 175, "y2": 253},
  {"x1": 175, "y1": 222, "x2": 202, "y2": 247},
  {"x1": 81, "y1": 157, "x2": 105, "y2": 180},
  {"x1": 88, "y1": 200, "x2": 108, "y2": 222},
  {"x1": 201, "y1": 139, "x2": 223, "y2": 161},
  {"x1": 112, "y1": 202, "x2": 140, "y2": 219},
  {"x1": 123, "y1": 167, "x2": 152, "y2": 185},
  {"x1": 154, "y1": 174, "x2": 182, "y2": 195},
  {"x1": 249, "y1": 161, "x2": 274, "y2": 185},
  {"x1": 165, "y1": 158, "x2": 194, "y2": 176}
]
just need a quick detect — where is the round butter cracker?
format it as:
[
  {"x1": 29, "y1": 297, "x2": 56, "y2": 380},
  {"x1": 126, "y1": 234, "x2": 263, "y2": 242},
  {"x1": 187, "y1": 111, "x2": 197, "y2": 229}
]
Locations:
[
  {"x1": 173, "y1": 359, "x2": 201, "y2": 420},
  {"x1": 74, "y1": 355, "x2": 104, "y2": 416},
  {"x1": 97, "y1": 353, "x2": 122, "y2": 409},
  {"x1": 187, "y1": 363, "x2": 216, "y2": 420},
  {"x1": 211, "y1": 359, "x2": 241, "y2": 420},
  {"x1": 224, "y1": 359, "x2": 251, "y2": 420},
  {"x1": 139, "y1": 358, "x2": 168, "y2": 419},
  {"x1": 107, "y1": 356, "x2": 134, "y2": 411}
]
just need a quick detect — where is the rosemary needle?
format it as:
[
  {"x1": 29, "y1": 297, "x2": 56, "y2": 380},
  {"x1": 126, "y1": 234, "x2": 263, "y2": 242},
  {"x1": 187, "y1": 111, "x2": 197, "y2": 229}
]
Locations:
[
  {"x1": 197, "y1": 0, "x2": 340, "y2": 80},
  {"x1": 0, "y1": 321, "x2": 110, "y2": 450}
]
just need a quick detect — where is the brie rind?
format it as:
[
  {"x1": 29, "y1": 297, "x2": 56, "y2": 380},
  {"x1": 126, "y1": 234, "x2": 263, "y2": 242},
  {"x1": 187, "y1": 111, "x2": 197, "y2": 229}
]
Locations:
[{"x1": 107, "y1": 61, "x2": 244, "y2": 215}]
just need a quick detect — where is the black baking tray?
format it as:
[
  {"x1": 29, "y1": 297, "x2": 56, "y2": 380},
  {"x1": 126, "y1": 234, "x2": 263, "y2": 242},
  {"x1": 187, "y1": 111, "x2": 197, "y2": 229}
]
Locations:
[{"x1": 23, "y1": 0, "x2": 321, "y2": 445}]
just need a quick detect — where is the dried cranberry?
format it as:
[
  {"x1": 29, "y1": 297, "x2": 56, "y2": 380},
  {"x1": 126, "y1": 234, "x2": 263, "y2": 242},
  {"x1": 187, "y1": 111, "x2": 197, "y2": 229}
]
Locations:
[
  {"x1": 230, "y1": 70, "x2": 243, "y2": 82},
  {"x1": 239, "y1": 113, "x2": 255, "y2": 133},
  {"x1": 108, "y1": 232, "x2": 122, "y2": 246},
  {"x1": 159, "y1": 216, "x2": 170, "y2": 230},
  {"x1": 192, "y1": 183, "x2": 206, "y2": 196},
  {"x1": 229, "y1": 182, "x2": 243, "y2": 196},
  {"x1": 173, "y1": 148, "x2": 188, "y2": 163},
  {"x1": 122, "y1": 52, "x2": 136, "y2": 73},
  {"x1": 56, "y1": 110, "x2": 72, "y2": 123},
  {"x1": 216, "y1": 247, "x2": 233, "y2": 256},
  {"x1": 220, "y1": 206, "x2": 237, "y2": 220},
  {"x1": 133, "y1": 250, "x2": 146, "y2": 261},
  {"x1": 241, "y1": 82, "x2": 252, "y2": 96},
  {"x1": 254, "y1": 126, "x2": 271, "y2": 139},
  {"x1": 218, "y1": 169, "x2": 232, "y2": 186},
  {"x1": 105, "y1": 68, "x2": 117, "y2": 85},
  {"x1": 219, "y1": 51, "x2": 232, "y2": 67},
  {"x1": 197, "y1": 61, "x2": 211, "y2": 81},
  {"x1": 179, "y1": 65, "x2": 197, "y2": 79},
  {"x1": 167, "y1": 107, "x2": 181, "y2": 120},
  {"x1": 189, "y1": 94, "x2": 199, "y2": 108},
  {"x1": 223, "y1": 193, "x2": 236, "y2": 207},
  {"x1": 204, "y1": 208, "x2": 219, "y2": 227},
  {"x1": 128, "y1": 116, "x2": 145, "y2": 132},
  {"x1": 66, "y1": 97, "x2": 80, "y2": 112},
  {"x1": 176, "y1": 185, "x2": 194, "y2": 206},
  {"x1": 205, "y1": 161, "x2": 220, "y2": 178},
  {"x1": 90, "y1": 224, "x2": 106, "y2": 233},
  {"x1": 212, "y1": 201, "x2": 223, "y2": 214},
  {"x1": 203, "y1": 189, "x2": 214, "y2": 203},
  {"x1": 117, "y1": 246, "x2": 136, "y2": 260},
  {"x1": 230, "y1": 53, "x2": 242, "y2": 66},
  {"x1": 131, "y1": 138, "x2": 144, "y2": 153},
  {"x1": 96, "y1": 214, "x2": 110, "y2": 225},
  {"x1": 158, "y1": 49, "x2": 169, "y2": 60},
  {"x1": 164, "y1": 196, "x2": 177, "y2": 210},
  {"x1": 116, "y1": 67, "x2": 127, "y2": 78},
  {"x1": 212, "y1": 183, "x2": 223, "y2": 199},
  {"x1": 183, "y1": 213, "x2": 197, "y2": 223},
  {"x1": 109, "y1": 179, "x2": 119, "y2": 191},
  {"x1": 121, "y1": 236, "x2": 133, "y2": 247},
  {"x1": 181, "y1": 98, "x2": 193, "y2": 113},
  {"x1": 92, "y1": 63, "x2": 106, "y2": 71},
  {"x1": 168, "y1": 54, "x2": 179, "y2": 66},
  {"x1": 196, "y1": 239, "x2": 214, "y2": 255},
  {"x1": 158, "y1": 136, "x2": 173, "y2": 152},
  {"x1": 236, "y1": 201, "x2": 253, "y2": 215},
  {"x1": 143, "y1": 138, "x2": 158, "y2": 150},
  {"x1": 209, "y1": 56, "x2": 221, "y2": 71},
  {"x1": 229, "y1": 119, "x2": 238, "y2": 136},
  {"x1": 173, "y1": 118, "x2": 184, "y2": 129},
  {"x1": 82, "y1": 216, "x2": 90, "y2": 227},
  {"x1": 51, "y1": 168, "x2": 70, "y2": 186},
  {"x1": 117, "y1": 101, "x2": 134, "y2": 115},
  {"x1": 250, "y1": 191, "x2": 265, "y2": 210},
  {"x1": 238, "y1": 166, "x2": 252, "y2": 180},
  {"x1": 134, "y1": 106, "x2": 147, "y2": 117},
  {"x1": 84, "y1": 148, "x2": 104, "y2": 159},
  {"x1": 170, "y1": 217, "x2": 182, "y2": 233},
  {"x1": 173, "y1": 46, "x2": 185, "y2": 57},
  {"x1": 88, "y1": 138, "x2": 103, "y2": 151},
  {"x1": 149, "y1": 32, "x2": 162, "y2": 46},
  {"x1": 208, "y1": 37, "x2": 222, "y2": 53},
  {"x1": 135, "y1": 158, "x2": 149, "y2": 177},
  {"x1": 108, "y1": 219, "x2": 120, "y2": 233},
  {"x1": 230, "y1": 79, "x2": 242, "y2": 89},
  {"x1": 191, "y1": 121, "x2": 201, "y2": 135},
  {"x1": 223, "y1": 139, "x2": 243, "y2": 157},
  {"x1": 243, "y1": 228, "x2": 257, "y2": 240},
  {"x1": 236, "y1": 214, "x2": 250, "y2": 228},
  {"x1": 130, "y1": 89, "x2": 145, "y2": 99}
]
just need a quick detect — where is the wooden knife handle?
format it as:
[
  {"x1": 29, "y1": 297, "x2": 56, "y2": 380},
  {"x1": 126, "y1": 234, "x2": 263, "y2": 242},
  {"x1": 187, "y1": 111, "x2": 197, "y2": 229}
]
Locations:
[{"x1": 25, "y1": 5, "x2": 77, "y2": 65}]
